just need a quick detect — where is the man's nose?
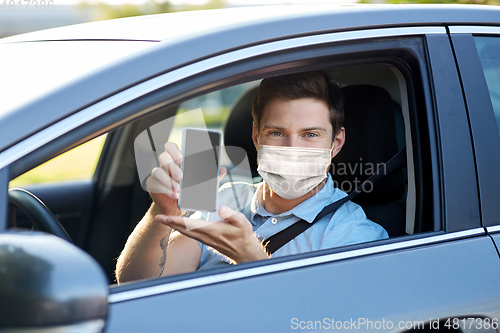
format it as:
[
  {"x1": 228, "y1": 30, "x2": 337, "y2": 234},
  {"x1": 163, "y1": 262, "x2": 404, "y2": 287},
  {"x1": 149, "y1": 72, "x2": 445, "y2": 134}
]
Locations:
[{"x1": 286, "y1": 135, "x2": 300, "y2": 147}]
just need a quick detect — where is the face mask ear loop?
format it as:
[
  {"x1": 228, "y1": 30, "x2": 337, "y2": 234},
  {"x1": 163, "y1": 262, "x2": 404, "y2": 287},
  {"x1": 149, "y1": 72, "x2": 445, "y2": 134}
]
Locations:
[
  {"x1": 329, "y1": 140, "x2": 335, "y2": 153},
  {"x1": 328, "y1": 139, "x2": 337, "y2": 161}
]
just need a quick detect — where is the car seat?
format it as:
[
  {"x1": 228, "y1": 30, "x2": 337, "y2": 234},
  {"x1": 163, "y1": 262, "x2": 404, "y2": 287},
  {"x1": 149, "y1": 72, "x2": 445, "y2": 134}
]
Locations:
[
  {"x1": 335, "y1": 85, "x2": 407, "y2": 237},
  {"x1": 224, "y1": 84, "x2": 408, "y2": 237}
]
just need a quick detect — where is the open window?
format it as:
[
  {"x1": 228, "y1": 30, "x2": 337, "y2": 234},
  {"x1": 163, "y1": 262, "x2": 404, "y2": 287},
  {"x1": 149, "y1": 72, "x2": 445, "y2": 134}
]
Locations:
[
  {"x1": 118, "y1": 57, "x2": 432, "y2": 282},
  {"x1": 135, "y1": 63, "x2": 416, "y2": 241},
  {"x1": 7, "y1": 34, "x2": 437, "y2": 286}
]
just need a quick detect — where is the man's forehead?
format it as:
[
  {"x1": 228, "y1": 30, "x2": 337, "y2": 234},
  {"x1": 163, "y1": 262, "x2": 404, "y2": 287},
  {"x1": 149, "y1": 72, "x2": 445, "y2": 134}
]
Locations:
[
  {"x1": 257, "y1": 97, "x2": 332, "y2": 132},
  {"x1": 263, "y1": 97, "x2": 329, "y2": 115},
  {"x1": 261, "y1": 124, "x2": 329, "y2": 132}
]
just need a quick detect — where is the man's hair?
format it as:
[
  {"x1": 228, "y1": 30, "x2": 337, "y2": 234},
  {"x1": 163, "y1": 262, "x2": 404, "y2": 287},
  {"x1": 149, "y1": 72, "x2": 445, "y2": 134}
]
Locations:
[{"x1": 252, "y1": 70, "x2": 344, "y2": 136}]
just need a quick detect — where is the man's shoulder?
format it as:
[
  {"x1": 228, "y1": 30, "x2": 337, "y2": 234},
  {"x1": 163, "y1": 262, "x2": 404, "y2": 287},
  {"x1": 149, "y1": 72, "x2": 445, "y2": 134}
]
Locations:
[
  {"x1": 322, "y1": 186, "x2": 366, "y2": 220},
  {"x1": 320, "y1": 195, "x2": 389, "y2": 245}
]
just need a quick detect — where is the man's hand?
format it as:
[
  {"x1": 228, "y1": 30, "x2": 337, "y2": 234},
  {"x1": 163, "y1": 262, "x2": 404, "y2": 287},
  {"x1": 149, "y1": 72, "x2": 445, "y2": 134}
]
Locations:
[
  {"x1": 146, "y1": 142, "x2": 184, "y2": 215},
  {"x1": 146, "y1": 142, "x2": 226, "y2": 216},
  {"x1": 156, "y1": 206, "x2": 269, "y2": 264}
]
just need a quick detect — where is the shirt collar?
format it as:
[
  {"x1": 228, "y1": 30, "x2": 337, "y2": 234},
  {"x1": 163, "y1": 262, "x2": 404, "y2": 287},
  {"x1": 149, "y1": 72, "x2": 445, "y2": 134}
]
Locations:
[
  {"x1": 249, "y1": 183, "x2": 263, "y2": 225},
  {"x1": 250, "y1": 174, "x2": 345, "y2": 224}
]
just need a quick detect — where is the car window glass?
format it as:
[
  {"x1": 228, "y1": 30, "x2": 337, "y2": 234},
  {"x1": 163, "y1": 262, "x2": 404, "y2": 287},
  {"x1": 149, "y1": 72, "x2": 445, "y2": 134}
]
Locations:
[
  {"x1": 134, "y1": 82, "x2": 260, "y2": 193},
  {"x1": 474, "y1": 36, "x2": 500, "y2": 137},
  {"x1": 168, "y1": 82, "x2": 259, "y2": 168},
  {"x1": 9, "y1": 134, "x2": 107, "y2": 187}
]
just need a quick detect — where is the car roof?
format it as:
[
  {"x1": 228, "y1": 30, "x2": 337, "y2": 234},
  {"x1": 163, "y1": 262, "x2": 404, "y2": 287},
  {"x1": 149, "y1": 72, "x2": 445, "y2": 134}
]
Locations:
[
  {"x1": 2, "y1": 5, "x2": 340, "y2": 43},
  {"x1": 1, "y1": 4, "x2": 500, "y2": 43},
  {"x1": 1, "y1": 4, "x2": 499, "y2": 153}
]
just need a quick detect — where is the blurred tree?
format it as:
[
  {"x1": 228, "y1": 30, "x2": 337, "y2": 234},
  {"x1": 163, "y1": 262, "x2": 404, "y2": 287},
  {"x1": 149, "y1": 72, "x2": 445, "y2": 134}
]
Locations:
[
  {"x1": 198, "y1": 0, "x2": 226, "y2": 9},
  {"x1": 97, "y1": 3, "x2": 144, "y2": 19},
  {"x1": 79, "y1": 0, "x2": 227, "y2": 22}
]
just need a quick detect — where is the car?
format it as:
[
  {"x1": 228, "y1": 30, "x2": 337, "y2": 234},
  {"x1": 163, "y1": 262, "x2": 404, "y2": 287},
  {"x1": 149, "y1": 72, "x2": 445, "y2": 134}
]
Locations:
[{"x1": 1, "y1": 4, "x2": 500, "y2": 332}]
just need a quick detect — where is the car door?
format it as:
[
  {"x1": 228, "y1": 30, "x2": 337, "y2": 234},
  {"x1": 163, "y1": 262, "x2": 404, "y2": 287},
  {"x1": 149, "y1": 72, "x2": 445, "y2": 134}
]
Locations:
[
  {"x1": 449, "y1": 27, "x2": 500, "y2": 258},
  {"x1": 102, "y1": 27, "x2": 500, "y2": 332}
]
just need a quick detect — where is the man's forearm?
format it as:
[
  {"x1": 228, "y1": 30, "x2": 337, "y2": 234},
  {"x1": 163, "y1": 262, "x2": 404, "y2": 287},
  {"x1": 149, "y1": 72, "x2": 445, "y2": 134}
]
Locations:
[{"x1": 116, "y1": 203, "x2": 174, "y2": 283}]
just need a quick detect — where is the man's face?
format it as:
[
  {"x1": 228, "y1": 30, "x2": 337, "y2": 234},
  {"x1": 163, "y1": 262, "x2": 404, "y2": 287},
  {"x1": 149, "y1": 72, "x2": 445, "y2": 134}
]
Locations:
[{"x1": 252, "y1": 97, "x2": 345, "y2": 159}]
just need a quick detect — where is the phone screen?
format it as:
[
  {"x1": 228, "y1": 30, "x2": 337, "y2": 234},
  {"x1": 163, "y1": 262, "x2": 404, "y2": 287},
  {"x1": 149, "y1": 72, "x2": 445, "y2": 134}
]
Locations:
[{"x1": 178, "y1": 128, "x2": 221, "y2": 212}]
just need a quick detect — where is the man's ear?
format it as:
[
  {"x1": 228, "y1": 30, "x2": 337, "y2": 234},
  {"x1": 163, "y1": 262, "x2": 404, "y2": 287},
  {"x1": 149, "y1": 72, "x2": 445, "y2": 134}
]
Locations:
[
  {"x1": 252, "y1": 122, "x2": 259, "y2": 152},
  {"x1": 331, "y1": 127, "x2": 345, "y2": 159}
]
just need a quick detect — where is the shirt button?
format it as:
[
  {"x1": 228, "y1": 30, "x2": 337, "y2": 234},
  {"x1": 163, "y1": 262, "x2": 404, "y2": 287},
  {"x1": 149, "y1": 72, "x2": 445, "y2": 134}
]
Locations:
[{"x1": 271, "y1": 217, "x2": 277, "y2": 224}]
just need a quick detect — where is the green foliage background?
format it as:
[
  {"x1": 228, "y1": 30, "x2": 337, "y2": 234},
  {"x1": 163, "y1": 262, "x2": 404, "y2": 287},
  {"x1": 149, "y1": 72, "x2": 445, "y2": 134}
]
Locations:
[
  {"x1": 76, "y1": 0, "x2": 500, "y2": 23},
  {"x1": 78, "y1": 0, "x2": 226, "y2": 21}
]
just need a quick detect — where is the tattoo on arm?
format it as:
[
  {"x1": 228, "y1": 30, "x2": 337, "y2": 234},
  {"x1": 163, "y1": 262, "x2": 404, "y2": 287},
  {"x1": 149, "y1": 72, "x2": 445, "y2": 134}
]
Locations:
[{"x1": 158, "y1": 235, "x2": 168, "y2": 277}]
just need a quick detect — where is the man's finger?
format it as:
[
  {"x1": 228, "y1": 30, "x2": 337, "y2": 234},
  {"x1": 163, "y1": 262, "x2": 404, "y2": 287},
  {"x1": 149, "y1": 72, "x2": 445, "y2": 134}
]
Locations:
[
  {"x1": 219, "y1": 166, "x2": 227, "y2": 182},
  {"x1": 166, "y1": 162, "x2": 183, "y2": 182},
  {"x1": 164, "y1": 142, "x2": 183, "y2": 165},
  {"x1": 151, "y1": 167, "x2": 175, "y2": 189},
  {"x1": 158, "y1": 215, "x2": 219, "y2": 233},
  {"x1": 158, "y1": 151, "x2": 183, "y2": 182},
  {"x1": 146, "y1": 177, "x2": 176, "y2": 198},
  {"x1": 218, "y1": 206, "x2": 245, "y2": 226},
  {"x1": 157, "y1": 216, "x2": 204, "y2": 242},
  {"x1": 158, "y1": 150, "x2": 174, "y2": 168}
]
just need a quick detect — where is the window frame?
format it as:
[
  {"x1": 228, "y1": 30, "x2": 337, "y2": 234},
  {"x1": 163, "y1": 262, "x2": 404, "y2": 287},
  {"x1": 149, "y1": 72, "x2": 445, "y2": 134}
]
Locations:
[
  {"x1": 108, "y1": 33, "x2": 452, "y2": 294},
  {"x1": 425, "y1": 32, "x2": 481, "y2": 233},
  {"x1": 448, "y1": 27, "x2": 500, "y2": 230}
]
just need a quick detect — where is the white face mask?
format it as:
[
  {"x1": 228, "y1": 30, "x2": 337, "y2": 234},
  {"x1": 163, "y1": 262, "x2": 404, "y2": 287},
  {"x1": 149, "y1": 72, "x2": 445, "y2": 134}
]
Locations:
[{"x1": 257, "y1": 144, "x2": 333, "y2": 200}]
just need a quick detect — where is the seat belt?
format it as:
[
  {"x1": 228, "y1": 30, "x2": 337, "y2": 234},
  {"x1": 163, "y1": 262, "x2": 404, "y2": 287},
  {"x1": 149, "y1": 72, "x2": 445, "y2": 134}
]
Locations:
[{"x1": 263, "y1": 148, "x2": 407, "y2": 255}]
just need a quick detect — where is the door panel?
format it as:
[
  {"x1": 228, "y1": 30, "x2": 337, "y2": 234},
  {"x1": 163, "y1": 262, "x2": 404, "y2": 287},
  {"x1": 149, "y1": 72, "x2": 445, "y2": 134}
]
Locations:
[
  {"x1": 106, "y1": 236, "x2": 500, "y2": 332},
  {"x1": 490, "y1": 233, "x2": 500, "y2": 259}
]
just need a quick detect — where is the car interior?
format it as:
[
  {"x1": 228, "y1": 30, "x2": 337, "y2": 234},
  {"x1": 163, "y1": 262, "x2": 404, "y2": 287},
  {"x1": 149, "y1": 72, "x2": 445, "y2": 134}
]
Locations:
[{"x1": 8, "y1": 61, "x2": 430, "y2": 285}]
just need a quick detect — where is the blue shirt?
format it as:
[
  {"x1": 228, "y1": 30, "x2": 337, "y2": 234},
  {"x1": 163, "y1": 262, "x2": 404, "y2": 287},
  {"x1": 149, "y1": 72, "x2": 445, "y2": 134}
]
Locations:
[{"x1": 194, "y1": 174, "x2": 388, "y2": 270}]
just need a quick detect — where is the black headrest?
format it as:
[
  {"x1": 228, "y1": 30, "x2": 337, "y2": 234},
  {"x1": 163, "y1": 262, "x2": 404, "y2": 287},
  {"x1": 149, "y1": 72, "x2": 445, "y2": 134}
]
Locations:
[
  {"x1": 224, "y1": 86, "x2": 259, "y2": 177},
  {"x1": 333, "y1": 85, "x2": 405, "y2": 202}
]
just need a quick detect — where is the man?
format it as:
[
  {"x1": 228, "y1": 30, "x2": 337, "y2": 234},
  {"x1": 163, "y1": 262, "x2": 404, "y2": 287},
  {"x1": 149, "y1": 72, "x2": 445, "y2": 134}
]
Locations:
[{"x1": 116, "y1": 71, "x2": 388, "y2": 283}]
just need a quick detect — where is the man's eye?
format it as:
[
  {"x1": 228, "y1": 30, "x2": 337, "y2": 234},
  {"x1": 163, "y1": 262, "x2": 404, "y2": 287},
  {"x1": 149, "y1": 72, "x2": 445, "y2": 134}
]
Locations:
[
  {"x1": 270, "y1": 131, "x2": 283, "y2": 137},
  {"x1": 305, "y1": 133, "x2": 318, "y2": 138}
]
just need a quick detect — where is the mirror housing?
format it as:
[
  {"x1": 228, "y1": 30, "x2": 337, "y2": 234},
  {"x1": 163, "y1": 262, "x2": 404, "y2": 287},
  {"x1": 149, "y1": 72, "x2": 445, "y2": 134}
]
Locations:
[{"x1": 0, "y1": 232, "x2": 108, "y2": 332}]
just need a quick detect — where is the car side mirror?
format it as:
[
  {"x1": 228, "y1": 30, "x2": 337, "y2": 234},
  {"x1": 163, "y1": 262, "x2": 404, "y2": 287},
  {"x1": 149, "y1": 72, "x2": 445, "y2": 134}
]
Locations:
[{"x1": 0, "y1": 231, "x2": 108, "y2": 332}]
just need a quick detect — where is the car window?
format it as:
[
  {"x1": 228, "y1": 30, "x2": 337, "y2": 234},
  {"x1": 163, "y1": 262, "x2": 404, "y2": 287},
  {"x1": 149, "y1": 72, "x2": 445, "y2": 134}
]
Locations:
[
  {"x1": 9, "y1": 134, "x2": 107, "y2": 187},
  {"x1": 130, "y1": 62, "x2": 416, "y2": 280},
  {"x1": 474, "y1": 36, "x2": 500, "y2": 138},
  {"x1": 168, "y1": 82, "x2": 259, "y2": 171}
]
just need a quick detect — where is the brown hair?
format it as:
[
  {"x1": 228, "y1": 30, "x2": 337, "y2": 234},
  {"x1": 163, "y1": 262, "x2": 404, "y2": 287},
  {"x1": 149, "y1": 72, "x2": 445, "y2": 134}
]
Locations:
[{"x1": 252, "y1": 70, "x2": 344, "y2": 136}]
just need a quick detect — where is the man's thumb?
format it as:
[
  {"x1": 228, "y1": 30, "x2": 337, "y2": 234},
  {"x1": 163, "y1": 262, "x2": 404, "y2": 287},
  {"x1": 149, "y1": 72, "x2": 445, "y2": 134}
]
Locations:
[{"x1": 219, "y1": 205, "x2": 238, "y2": 221}]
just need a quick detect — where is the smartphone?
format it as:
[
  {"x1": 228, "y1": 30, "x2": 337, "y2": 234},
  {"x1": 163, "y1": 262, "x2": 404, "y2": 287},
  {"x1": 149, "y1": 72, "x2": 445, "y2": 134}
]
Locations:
[{"x1": 178, "y1": 128, "x2": 222, "y2": 212}]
